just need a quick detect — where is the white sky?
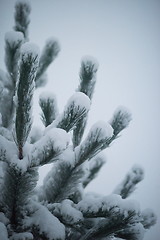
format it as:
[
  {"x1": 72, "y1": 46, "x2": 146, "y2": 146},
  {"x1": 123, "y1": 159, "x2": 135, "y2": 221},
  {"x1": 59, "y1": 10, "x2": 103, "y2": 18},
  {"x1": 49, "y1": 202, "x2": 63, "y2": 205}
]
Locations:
[{"x1": 0, "y1": 0, "x2": 160, "y2": 239}]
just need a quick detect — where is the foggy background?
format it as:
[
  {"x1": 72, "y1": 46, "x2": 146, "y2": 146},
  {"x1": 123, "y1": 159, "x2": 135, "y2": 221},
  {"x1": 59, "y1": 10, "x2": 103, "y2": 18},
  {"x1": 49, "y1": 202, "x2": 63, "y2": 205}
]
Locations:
[{"x1": 0, "y1": 0, "x2": 160, "y2": 239}]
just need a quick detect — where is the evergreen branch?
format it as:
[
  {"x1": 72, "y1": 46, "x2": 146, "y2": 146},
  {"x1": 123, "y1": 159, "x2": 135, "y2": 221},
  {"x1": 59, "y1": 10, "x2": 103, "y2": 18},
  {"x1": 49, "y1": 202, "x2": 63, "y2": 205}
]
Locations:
[
  {"x1": 1, "y1": 166, "x2": 38, "y2": 228},
  {"x1": 39, "y1": 92, "x2": 58, "y2": 127},
  {"x1": 80, "y1": 211, "x2": 141, "y2": 240},
  {"x1": 75, "y1": 121, "x2": 113, "y2": 166},
  {"x1": 23, "y1": 201, "x2": 65, "y2": 240},
  {"x1": 113, "y1": 165, "x2": 144, "y2": 199},
  {"x1": 15, "y1": 42, "x2": 39, "y2": 159},
  {"x1": 45, "y1": 92, "x2": 90, "y2": 133},
  {"x1": 35, "y1": 38, "x2": 60, "y2": 88},
  {"x1": 14, "y1": 0, "x2": 31, "y2": 39},
  {"x1": 110, "y1": 106, "x2": 132, "y2": 137},
  {"x1": 115, "y1": 223, "x2": 145, "y2": 240},
  {"x1": 0, "y1": 135, "x2": 16, "y2": 163},
  {"x1": 47, "y1": 200, "x2": 83, "y2": 225},
  {"x1": 76, "y1": 194, "x2": 140, "y2": 220},
  {"x1": 41, "y1": 155, "x2": 85, "y2": 203},
  {"x1": 141, "y1": 209, "x2": 157, "y2": 229},
  {"x1": 30, "y1": 128, "x2": 69, "y2": 167},
  {"x1": 72, "y1": 117, "x2": 87, "y2": 148},
  {"x1": 73, "y1": 57, "x2": 99, "y2": 147},
  {"x1": 0, "y1": 85, "x2": 15, "y2": 128},
  {"x1": 42, "y1": 122, "x2": 113, "y2": 204},
  {"x1": 56, "y1": 92, "x2": 90, "y2": 132},
  {"x1": 78, "y1": 56, "x2": 98, "y2": 99},
  {"x1": 83, "y1": 153, "x2": 106, "y2": 188},
  {"x1": 1, "y1": 32, "x2": 23, "y2": 128},
  {"x1": 5, "y1": 31, "x2": 24, "y2": 85}
]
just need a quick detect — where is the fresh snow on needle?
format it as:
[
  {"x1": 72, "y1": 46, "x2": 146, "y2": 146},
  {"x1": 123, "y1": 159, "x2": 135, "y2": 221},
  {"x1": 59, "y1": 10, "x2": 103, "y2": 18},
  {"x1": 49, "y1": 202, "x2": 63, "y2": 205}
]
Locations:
[
  {"x1": 39, "y1": 91, "x2": 57, "y2": 101},
  {"x1": 0, "y1": 222, "x2": 8, "y2": 240},
  {"x1": 24, "y1": 203, "x2": 65, "y2": 240},
  {"x1": 81, "y1": 55, "x2": 99, "y2": 72},
  {"x1": 5, "y1": 31, "x2": 24, "y2": 45},
  {"x1": 90, "y1": 121, "x2": 113, "y2": 140},
  {"x1": 65, "y1": 92, "x2": 91, "y2": 112},
  {"x1": 30, "y1": 128, "x2": 69, "y2": 166},
  {"x1": 21, "y1": 42, "x2": 40, "y2": 59},
  {"x1": 10, "y1": 232, "x2": 33, "y2": 240},
  {"x1": 77, "y1": 194, "x2": 140, "y2": 216}
]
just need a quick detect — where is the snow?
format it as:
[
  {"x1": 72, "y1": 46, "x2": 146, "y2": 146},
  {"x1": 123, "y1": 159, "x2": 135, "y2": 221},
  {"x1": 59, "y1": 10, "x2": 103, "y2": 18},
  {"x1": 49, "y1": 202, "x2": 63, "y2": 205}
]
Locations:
[
  {"x1": 39, "y1": 91, "x2": 58, "y2": 118},
  {"x1": 0, "y1": 135, "x2": 17, "y2": 163},
  {"x1": 30, "y1": 128, "x2": 69, "y2": 166},
  {"x1": 141, "y1": 208, "x2": 157, "y2": 228},
  {"x1": 50, "y1": 200, "x2": 84, "y2": 224},
  {"x1": 3, "y1": 142, "x2": 31, "y2": 173},
  {"x1": 8, "y1": 148, "x2": 31, "y2": 172},
  {"x1": 132, "y1": 223, "x2": 145, "y2": 240},
  {"x1": 74, "y1": 122, "x2": 113, "y2": 164},
  {"x1": 65, "y1": 92, "x2": 91, "y2": 112},
  {"x1": 114, "y1": 165, "x2": 144, "y2": 196},
  {"x1": 0, "y1": 212, "x2": 9, "y2": 225},
  {"x1": 45, "y1": 92, "x2": 91, "y2": 133},
  {"x1": 24, "y1": 202, "x2": 65, "y2": 240},
  {"x1": 46, "y1": 36, "x2": 60, "y2": 45},
  {"x1": 10, "y1": 232, "x2": 33, "y2": 240},
  {"x1": 57, "y1": 146, "x2": 75, "y2": 167},
  {"x1": 120, "y1": 223, "x2": 145, "y2": 240},
  {"x1": 44, "y1": 128, "x2": 69, "y2": 150},
  {"x1": 89, "y1": 152, "x2": 107, "y2": 169},
  {"x1": 0, "y1": 127, "x2": 13, "y2": 141},
  {"x1": 36, "y1": 128, "x2": 69, "y2": 152},
  {"x1": 89, "y1": 121, "x2": 113, "y2": 140},
  {"x1": 110, "y1": 105, "x2": 132, "y2": 129},
  {"x1": 21, "y1": 42, "x2": 40, "y2": 61},
  {"x1": 130, "y1": 164, "x2": 144, "y2": 180},
  {"x1": 61, "y1": 200, "x2": 83, "y2": 223},
  {"x1": 10, "y1": 156, "x2": 30, "y2": 173},
  {"x1": 42, "y1": 37, "x2": 60, "y2": 55},
  {"x1": 39, "y1": 91, "x2": 57, "y2": 101},
  {"x1": 77, "y1": 194, "x2": 140, "y2": 217},
  {"x1": 29, "y1": 126, "x2": 43, "y2": 143},
  {"x1": 81, "y1": 55, "x2": 99, "y2": 73},
  {"x1": 0, "y1": 222, "x2": 8, "y2": 240},
  {"x1": 5, "y1": 31, "x2": 24, "y2": 45},
  {"x1": 0, "y1": 138, "x2": 33, "y2": 173}
]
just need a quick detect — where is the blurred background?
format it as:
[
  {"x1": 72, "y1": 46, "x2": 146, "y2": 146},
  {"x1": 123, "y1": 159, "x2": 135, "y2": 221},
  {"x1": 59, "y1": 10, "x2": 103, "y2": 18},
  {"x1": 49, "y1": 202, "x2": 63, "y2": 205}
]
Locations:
[{"x1": 0, "y1": 0, "x2": 160, "y2": 239}]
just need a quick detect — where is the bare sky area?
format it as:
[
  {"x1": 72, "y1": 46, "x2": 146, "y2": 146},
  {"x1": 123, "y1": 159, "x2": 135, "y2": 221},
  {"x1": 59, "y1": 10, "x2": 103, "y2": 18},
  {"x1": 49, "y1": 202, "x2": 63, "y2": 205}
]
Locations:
[{"x1": 0, "y1": 0, "x2": 160, "y2": 239}]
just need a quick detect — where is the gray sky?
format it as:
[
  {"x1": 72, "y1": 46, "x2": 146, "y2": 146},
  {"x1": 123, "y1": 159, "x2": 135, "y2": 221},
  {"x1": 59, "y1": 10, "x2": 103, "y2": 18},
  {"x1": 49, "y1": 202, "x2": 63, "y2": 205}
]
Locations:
[{"x1": 0, "y1": 0, "x2": 160, "y2": 239}]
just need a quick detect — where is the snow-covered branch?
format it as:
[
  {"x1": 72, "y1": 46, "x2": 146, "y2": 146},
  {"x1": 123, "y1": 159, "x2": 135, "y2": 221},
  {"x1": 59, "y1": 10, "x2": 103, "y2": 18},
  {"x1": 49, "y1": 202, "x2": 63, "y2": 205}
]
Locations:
[
  {"x1": 30, "y1": 128, "x2": 69, "y2": 167},
  {"x1": 35, "y1": 38, "x2": 60, "y2": 88},
  {"x1": 14, "y1": 0, "x2": 31, "y2": 39},
  {"x1": 75, "y1": 121, "x2": 113, "y2": 165},
  {"x1": 39, "y1": 91, "x2": 58, "y2": 127},
  {"x1": 46, "y1": 92, "x2": 90, "y2": 133},
  {"x1": 113, "y1": 165, "x2": 144, "y2": 199},
  {"x1": 110, "y1": 106, "x2": 132, "y2": 137},
  {"x1": 15, "y1": 42, "x2": 39, "y2": 159}
]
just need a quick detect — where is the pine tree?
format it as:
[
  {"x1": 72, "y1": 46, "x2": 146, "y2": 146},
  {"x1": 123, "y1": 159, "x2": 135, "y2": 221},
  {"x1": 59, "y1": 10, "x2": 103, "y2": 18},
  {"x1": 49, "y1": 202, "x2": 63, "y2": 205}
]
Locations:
[{"x1": 0, "y1": 1, "x2": 157, "y2": 239}]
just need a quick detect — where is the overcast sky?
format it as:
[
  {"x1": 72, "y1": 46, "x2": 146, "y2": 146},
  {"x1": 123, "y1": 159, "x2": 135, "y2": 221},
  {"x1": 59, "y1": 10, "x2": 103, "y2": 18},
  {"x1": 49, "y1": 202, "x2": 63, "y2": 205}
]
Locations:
[{"x1": 0, "y1": 0, "x2": 160, "y2": 239}]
